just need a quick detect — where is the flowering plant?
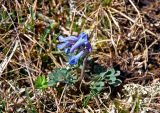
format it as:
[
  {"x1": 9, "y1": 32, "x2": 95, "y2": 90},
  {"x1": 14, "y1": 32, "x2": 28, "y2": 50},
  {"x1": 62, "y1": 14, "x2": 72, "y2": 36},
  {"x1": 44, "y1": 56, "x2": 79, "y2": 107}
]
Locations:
[{"x1": 57, "y1": 32, "x2": 92, "y2": 65}]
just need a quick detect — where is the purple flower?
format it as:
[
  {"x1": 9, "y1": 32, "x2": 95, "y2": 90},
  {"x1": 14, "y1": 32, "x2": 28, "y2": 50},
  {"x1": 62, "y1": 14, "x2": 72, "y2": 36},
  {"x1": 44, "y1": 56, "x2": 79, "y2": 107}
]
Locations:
[
  {"x1": 57, "y1": 41, "x2": 71, "y2": 49},
  {"x1": 70, "y1": 32, "x2": 88, "y2": 53},
  {"x1": 85, "y1": 42, "x2": 92, "y2": 52},
  {"x1": 57, "y1": 35, "x2": 80, "y2": 50},
  {"x1": 64, "y1": 48, "x2": 70, "y2": 54},
  {"x1": 69, "y1": 50, "x2": 85, "y2": 65},
  {"x1": 58, "y1": 35, "x2": 79, "y2": 42},
  {"x1": 57, "y1": 32, "x2": 92, "y2": 65}
]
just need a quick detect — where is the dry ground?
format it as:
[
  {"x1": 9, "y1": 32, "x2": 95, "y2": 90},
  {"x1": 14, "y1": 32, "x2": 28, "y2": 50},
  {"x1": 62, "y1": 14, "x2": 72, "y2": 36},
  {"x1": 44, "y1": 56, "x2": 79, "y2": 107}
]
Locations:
[{"x1": 0, "y1": 0, "x2": 160, "y2": 113}]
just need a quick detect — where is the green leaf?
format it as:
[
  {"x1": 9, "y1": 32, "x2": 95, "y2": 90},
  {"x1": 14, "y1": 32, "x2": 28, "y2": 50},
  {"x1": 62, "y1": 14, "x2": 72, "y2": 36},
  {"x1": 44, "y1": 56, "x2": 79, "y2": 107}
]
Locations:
[
  {"x1": 105, "y1": 68, "x2": 116, "y2": 77},
  {"x1": 110, "y1": 79, "x2": 122, "y2": 86},
  {"x1": 102, "y1": 0, "x2": 112, "y2": 6},
  {"x1": 40, "y1": 23, "x2": 54, "y2": 43},
  {"x1": 35, "y1": 75, "x2": 48, "y2": 89},
  {"x1": 99, "y1": 72, "x2": 107, "y2": 78},
  {"x1": 83, "y1": 94, "x2": 93, "y2": 108},
  {"x1": 0, "y1": 100, "x2": 6, "y2": 113},
  {"x1": 108, "y1": 76, "x2": 117, "y2": 84},
  {"x1": 48, "y1": 68, "x2": 77, "y2": 87},
  {"x1": 114, "y1": 70, "x2": 120, "y2": 76},
  {"x1": 93, "y1": 68, "x2": 122, "y2": 87}
]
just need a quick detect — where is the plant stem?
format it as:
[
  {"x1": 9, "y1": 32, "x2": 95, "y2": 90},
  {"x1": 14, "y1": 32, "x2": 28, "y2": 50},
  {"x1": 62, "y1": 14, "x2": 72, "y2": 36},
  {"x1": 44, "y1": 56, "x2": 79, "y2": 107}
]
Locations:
[
  {"x1": 78, "y1": 55, "x2": 88, "y2": 92},
  {"x1": 79, "y1": 55, "x2": 88, "y2": 81}
]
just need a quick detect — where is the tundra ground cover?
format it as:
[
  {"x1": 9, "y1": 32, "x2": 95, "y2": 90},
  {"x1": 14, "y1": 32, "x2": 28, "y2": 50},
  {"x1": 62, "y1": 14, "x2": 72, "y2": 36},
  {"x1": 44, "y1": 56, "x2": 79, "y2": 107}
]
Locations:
[{"x1": 0, "y1": 0, "x2": 160, "y2": 112}]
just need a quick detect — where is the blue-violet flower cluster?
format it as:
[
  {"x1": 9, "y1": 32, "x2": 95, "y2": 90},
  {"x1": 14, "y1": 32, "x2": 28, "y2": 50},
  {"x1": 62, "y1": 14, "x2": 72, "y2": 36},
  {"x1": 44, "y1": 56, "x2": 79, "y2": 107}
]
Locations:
[{"x1": 57, "y1": 32, "x2": 92, "y2": 65}]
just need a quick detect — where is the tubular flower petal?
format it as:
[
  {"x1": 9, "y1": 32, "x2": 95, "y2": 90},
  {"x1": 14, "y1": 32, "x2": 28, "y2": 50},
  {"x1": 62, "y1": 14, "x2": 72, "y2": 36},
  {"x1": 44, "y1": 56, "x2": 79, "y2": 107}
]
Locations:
[
  {"x1": 57, "y1": 32, "x2": 92, "y2": 65},
  {"x1": 58, "y1": 35, "x2": 65, "y2": 42},
  {"x1": 85, "y1": 42, "x2": 92, "y2": 52},
  {"x1": 64, "y1": 48, "x2": 70, "y2": 54},
  {"x1": 77, "y1": 32, "x2": 88, "y2": 39},
  {"x1": 58, "y1": 35, "x2": 79, "y2": 42},
  {"x1": 69, "y1": 50, "x2": 84, "y2": 65},
  {"x1": 70, "y1": 33, "x2": 88, "y2": 53},
  {"x1": 57, "y1": 41, "x2": 70, "y2": 50}
]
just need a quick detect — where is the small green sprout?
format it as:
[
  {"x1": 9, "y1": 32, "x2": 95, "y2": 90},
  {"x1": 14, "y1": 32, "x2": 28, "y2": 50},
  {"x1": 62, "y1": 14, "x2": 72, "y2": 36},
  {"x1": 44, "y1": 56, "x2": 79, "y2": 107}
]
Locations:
[{"x1": 35, "y1": 75, "x2": 48, "y2": 89}]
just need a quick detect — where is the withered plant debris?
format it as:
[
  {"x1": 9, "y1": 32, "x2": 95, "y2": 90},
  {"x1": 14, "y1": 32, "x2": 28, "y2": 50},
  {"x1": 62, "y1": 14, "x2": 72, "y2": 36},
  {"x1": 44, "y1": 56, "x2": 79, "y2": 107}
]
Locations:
[{"x1": 0, "y1": 0, "x2": 160, "y2": 112}]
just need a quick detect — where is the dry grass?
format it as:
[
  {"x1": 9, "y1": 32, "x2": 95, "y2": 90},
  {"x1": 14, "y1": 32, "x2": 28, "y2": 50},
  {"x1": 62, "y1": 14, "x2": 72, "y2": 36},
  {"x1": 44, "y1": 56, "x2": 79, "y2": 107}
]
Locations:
[{"x1": 0, "y1": 0, "x2": 160, "y2": 112}]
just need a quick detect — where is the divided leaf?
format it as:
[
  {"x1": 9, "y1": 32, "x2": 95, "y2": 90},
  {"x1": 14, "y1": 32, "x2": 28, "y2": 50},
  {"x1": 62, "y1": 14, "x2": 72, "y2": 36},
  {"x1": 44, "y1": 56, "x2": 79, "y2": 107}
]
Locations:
[
  {"x1": 48, "y1": 68, "x2": 77, "y2": 87},
  {"x1": 103, "y1": 68, "x2": 122, "y2": 86}
]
